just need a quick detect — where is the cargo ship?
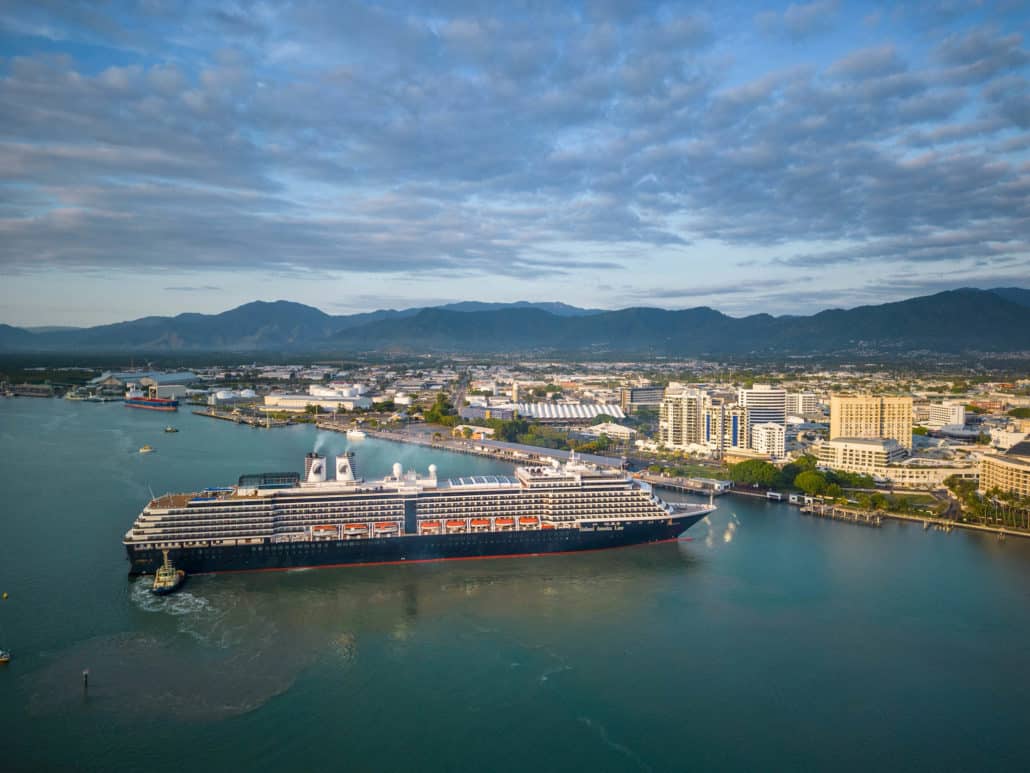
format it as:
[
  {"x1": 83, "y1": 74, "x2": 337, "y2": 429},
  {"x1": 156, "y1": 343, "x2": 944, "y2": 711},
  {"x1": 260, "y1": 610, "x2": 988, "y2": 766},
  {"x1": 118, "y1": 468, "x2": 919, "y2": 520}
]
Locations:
[
  {"x1": 124, "y1": 383, "x2": 178, "y2": 412},
  {"x1": 123, "y1": 452, "x2": 714, "y2": 575}
]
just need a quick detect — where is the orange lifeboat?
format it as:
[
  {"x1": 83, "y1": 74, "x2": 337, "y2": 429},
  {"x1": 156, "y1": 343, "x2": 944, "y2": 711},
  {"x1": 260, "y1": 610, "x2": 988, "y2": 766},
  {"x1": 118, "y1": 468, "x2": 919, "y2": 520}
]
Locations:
[
  {"x1": 344, "y1": 523, "x2": 368, "y2": 531},
  {"x1": 470, "y1": 518, "x2": 491, "y2": 526},
  {"x1": 519, "y1": 517, "x2": 539, "y2": 527},
  {"x1": 420, "y1": 520, "x2": 442, "y2": 534},
  {"x1": 495, "y1": 517, "x2": 515, "y2": 529},
  {"x1": 312, "y1": 524, "x2": 337, "y2": 532},
  {"x1": 374, "y1": 522, "x2": 399, "y2": 533},
  {"x1": 541, "y1": 522, "x2": 556, "y2": 530},
  {"x1": 445, "y1": 519, "x2": 466, "y2": 532}
]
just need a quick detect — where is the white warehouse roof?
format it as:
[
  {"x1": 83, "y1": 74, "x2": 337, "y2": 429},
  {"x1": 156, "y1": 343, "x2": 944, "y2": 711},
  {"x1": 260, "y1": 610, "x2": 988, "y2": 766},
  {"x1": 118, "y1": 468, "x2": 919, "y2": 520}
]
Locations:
[{"x1": 515, "y1": 403, "x2": 625, "y2": 420}]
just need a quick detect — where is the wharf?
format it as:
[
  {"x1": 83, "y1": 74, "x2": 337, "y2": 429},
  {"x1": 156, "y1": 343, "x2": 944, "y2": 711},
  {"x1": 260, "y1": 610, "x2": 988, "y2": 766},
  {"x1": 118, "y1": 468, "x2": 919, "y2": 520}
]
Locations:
[
  {"x1": 800, "y1": 503, "x2": 883, "y2": 527},
  {"x1": 799, "y1": 500, "x2": 1030, "y2": 539},
  {"x1": 192, "y1": 409, "x2": 291, "y2": 428},
  {"x1": 316, "y1": 422, "x2": 625, "y2": 468},
  {"x1": 640, "y1": 475, "x2": 729, "y2": 496}
]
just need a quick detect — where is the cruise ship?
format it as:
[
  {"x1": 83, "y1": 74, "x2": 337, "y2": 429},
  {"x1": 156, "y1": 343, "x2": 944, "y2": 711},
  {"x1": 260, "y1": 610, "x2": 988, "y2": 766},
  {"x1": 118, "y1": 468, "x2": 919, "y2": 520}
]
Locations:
[{"x1": 123, "y1": 452, "x2": 714, "y2": 576}]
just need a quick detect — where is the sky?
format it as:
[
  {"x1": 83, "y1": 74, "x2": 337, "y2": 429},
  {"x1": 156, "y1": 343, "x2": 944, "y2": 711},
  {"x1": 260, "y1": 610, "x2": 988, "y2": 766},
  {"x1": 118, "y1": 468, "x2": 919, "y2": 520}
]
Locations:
[{"x1": 1, "y1": 0, "x2": 1028, "y2": 327}]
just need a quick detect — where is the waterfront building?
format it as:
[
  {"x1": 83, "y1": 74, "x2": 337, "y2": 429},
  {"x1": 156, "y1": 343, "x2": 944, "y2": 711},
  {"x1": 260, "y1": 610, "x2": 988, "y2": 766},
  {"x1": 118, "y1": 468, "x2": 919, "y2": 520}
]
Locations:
[
  {"x1": 819, "y1": 438, "x2": 908, "y2": 473},
  {"x1": 659, "y1": 387, "x2": 707, "y2": 451},
  {"x1": 751, "y1": 422, "x2": 786, "y2": 460},
  {"x1": 263, "y1": 394, "x2": 372, "y2": 412},
  {"x1": 830, "y1": 394, "x2": 913, "y2": 449},
  {"x1": 12, "y1": 383, "x2": 54, "y2": 397},
  {"x1": 703, "y1": 399, "x2": 749, "y2": 455},
  {"x1": 819, "y1": 437, "x2": 975, "y2": 487},
  {"x1": 737, "y1": 385, "x2": 786, "y2": 446},
  {"x1": 980, "y1": 441, "x2": 1030, "y2": 498}
]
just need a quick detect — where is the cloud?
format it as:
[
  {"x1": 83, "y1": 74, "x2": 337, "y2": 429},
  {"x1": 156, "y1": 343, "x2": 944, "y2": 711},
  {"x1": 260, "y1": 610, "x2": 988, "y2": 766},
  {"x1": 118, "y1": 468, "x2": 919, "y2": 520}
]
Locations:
[
  {"x1": 164, "y1": 285, "x2": 222, "y2": 292},
  {"x1": 757, "y1": 1, "x2": 840, "y2": 40},
  {"x1": 0, "y1": 0, "x2": 1027, "y2": 314}
]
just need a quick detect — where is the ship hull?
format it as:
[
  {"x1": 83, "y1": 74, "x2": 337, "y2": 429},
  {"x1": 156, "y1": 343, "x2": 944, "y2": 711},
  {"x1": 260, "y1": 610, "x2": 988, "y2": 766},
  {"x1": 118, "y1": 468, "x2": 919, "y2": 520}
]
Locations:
[
  {"x1": 125, "y1": 398, "x2": 178, "y2": 411},
  {"x1": 126, "y1": 511, "x2": 707, "y2": 576}
]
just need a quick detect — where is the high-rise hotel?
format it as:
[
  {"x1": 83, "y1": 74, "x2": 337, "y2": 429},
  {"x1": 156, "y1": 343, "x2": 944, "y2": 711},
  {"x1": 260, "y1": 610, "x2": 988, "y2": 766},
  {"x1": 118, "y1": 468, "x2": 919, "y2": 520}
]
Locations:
[{"x1": 829, "y1": 394, "x2": 913, "y2": 450}]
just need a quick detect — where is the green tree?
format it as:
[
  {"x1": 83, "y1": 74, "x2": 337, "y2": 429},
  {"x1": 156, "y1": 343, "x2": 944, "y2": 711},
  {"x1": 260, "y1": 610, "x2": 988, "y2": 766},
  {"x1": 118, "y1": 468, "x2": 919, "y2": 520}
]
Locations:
[
  {"x1": 729, "y1": 459, "x2": 779, "y2": 487},
  {"x1": 794, "y1": 470, "x2": 828, "y2": 495}
]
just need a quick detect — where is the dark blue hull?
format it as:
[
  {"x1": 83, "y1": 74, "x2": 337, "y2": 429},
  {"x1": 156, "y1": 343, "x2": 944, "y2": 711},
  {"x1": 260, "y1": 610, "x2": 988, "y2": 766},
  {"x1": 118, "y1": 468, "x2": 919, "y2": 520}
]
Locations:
[{"x1": 126, "y1": 511, "x2": 707, "y2": 576}]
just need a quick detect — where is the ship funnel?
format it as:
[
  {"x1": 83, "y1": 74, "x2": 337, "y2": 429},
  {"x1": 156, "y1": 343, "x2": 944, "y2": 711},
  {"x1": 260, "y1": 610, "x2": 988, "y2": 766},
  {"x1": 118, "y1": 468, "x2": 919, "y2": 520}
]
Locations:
[
  {"x1": 305, "y1": 452, "x2": 326, "y2": 483},
  {"x1": 428, "y1": 464, "x2": 438, "y2": 480},
  {"x1": 335, "y1": 452, "x2": 357, "y2": 482},
  {"x1": 392, "y1": 462, "x2": 403, "y2": 480}
]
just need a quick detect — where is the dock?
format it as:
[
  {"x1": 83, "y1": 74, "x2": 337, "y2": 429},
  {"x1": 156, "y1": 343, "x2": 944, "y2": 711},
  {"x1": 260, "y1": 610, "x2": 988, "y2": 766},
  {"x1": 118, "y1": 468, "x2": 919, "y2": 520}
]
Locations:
[
  {"x1": 800, "y1": 503, "x2": 883, "y2": 527},
  {"x1": 315, "y1": 422, "x2": 626, "y2": 468},
  {"x1": 192, "y1": 409, "x2": 291, "y2": 428},
  {"x1": 640, "y1": 475, "x2": 729, "y2": 496}
]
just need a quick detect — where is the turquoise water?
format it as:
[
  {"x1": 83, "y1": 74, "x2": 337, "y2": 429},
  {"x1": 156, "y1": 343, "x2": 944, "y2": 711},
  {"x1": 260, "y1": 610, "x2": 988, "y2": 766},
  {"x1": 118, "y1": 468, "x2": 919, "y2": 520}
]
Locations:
[{"x1": 1, "y1": 398, "x2": 1029, "y2": 772}]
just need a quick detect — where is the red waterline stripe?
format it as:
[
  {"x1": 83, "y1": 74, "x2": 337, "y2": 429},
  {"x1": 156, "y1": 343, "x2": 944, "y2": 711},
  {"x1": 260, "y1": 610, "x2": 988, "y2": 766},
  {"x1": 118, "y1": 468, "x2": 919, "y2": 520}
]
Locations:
[{"x1": 200, "y1": 536, "x2": 694, "y2": 576}]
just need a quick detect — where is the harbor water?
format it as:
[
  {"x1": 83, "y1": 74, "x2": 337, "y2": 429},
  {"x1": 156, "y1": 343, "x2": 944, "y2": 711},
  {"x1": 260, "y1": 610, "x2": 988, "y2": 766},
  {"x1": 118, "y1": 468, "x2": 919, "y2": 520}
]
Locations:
[{"x1": 1, "y1": 398, "x2": 1029, "y2": 772}]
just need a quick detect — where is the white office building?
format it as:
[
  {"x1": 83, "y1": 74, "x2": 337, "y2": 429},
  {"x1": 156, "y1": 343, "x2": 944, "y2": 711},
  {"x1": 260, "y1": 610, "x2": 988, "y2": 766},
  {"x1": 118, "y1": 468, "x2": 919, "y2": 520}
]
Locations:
[
  {"x1": 737, "y1": 385, "x2": 786, "y2": 446},
  {"x1": 785, "y1": 391, "x2": 819, "y2": 416},
  {"x1": 926, "y1": 402, "x2": 966, "y2": 428},
  {"x1": 751, "y1": 422, "x2": 786, "y2": 459}
]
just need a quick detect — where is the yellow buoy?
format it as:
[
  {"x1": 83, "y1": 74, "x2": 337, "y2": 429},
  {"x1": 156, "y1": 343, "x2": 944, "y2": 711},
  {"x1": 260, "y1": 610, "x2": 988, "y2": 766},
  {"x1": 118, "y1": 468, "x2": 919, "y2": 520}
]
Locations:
[{"x1": 1, "y1": 592, "x2": 7, "y2": 600}]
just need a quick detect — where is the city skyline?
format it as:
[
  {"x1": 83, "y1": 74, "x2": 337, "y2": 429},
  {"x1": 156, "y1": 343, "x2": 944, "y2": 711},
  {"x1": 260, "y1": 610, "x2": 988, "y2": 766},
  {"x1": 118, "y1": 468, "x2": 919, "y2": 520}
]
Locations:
[{"x1": 2, "y1": 1, "x2": 1029, "y2": 326}]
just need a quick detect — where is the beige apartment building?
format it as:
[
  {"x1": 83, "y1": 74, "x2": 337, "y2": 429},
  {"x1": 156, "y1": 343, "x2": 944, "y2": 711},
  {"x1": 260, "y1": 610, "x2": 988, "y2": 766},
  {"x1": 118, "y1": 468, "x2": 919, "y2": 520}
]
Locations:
[
  {"x1": 980, "y1": 442, "x2": 1030, "y2": 498},
  {"x1": 818, "y1": 438, "x2": 976, "y2": 488},
  {"x1": 829, "y1": 394, "x2": 913, "y2": 449}
]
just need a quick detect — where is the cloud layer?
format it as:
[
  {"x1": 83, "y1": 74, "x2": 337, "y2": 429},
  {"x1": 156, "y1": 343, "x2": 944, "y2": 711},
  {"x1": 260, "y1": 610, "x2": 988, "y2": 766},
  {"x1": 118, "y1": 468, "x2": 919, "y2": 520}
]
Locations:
[{"x1": 0, "y1": 1, "x2": 1028, "y2": 321}]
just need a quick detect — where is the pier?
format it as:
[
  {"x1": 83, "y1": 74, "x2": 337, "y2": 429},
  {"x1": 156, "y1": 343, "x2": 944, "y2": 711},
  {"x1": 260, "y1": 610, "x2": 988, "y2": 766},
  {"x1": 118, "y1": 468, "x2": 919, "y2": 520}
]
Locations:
[
  {"x1": 800, "y1": 503, "x2": 883, "y2": 527},
  {"x1": 192, "y1": 409, "x2": 291, "y2": 428},
  {"x1": 315, "y1": 422, "x2": 627, "y2": 468},
  {"x1": 640, "y1": 475, "x2": 729, "y2": 496}
]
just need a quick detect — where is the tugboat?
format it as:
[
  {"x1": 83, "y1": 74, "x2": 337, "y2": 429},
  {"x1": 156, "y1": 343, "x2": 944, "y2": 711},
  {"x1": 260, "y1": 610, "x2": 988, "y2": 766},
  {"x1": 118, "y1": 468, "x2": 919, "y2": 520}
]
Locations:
[
  {"x1": 164, "y1": 426, "x2": 179, "y2": 433},
  {"x1": 0, "y1": 649, "x2": 10, "y2": 665},
  {"x1": 151, "y1": 550, "x2": 186, "y2": 596}
]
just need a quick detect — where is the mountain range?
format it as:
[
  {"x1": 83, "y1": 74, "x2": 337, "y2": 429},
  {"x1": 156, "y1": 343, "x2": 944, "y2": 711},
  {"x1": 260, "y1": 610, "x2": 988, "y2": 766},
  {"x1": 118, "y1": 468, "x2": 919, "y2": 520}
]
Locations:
[{"x1": 1, "y1": 289, "x2": 1028, "y2": 356}]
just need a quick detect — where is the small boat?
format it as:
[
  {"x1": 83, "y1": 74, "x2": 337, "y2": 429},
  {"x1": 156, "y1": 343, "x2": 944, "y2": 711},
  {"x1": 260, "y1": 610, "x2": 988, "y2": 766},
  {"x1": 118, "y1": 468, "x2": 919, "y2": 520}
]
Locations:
[
  {"x1": 151, "y1": 550, "x2": 186, "y2": 595},
  {"x1": 0, "y1": 649, "x2": 10, "y2": 664},
  {"x1": 139, "y1": 445, "x2": 154, "y2": 454},
  {"x1": 164, "y1": 426, "x2": 179, "y2": 433},
  {"x1": 346, "y1": 429, "x2": 367, "y2": 439}
]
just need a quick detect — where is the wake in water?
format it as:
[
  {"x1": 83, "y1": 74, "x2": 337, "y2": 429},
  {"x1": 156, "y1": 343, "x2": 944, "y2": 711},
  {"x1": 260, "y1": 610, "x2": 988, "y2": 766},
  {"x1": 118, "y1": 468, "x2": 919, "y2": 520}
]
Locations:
[
  {"x1": 578, "y1": 717, "x2": 654, "y2": 772},
  {"x1": 130, "y1": 578, "x2": 212, "y2": 617}
]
